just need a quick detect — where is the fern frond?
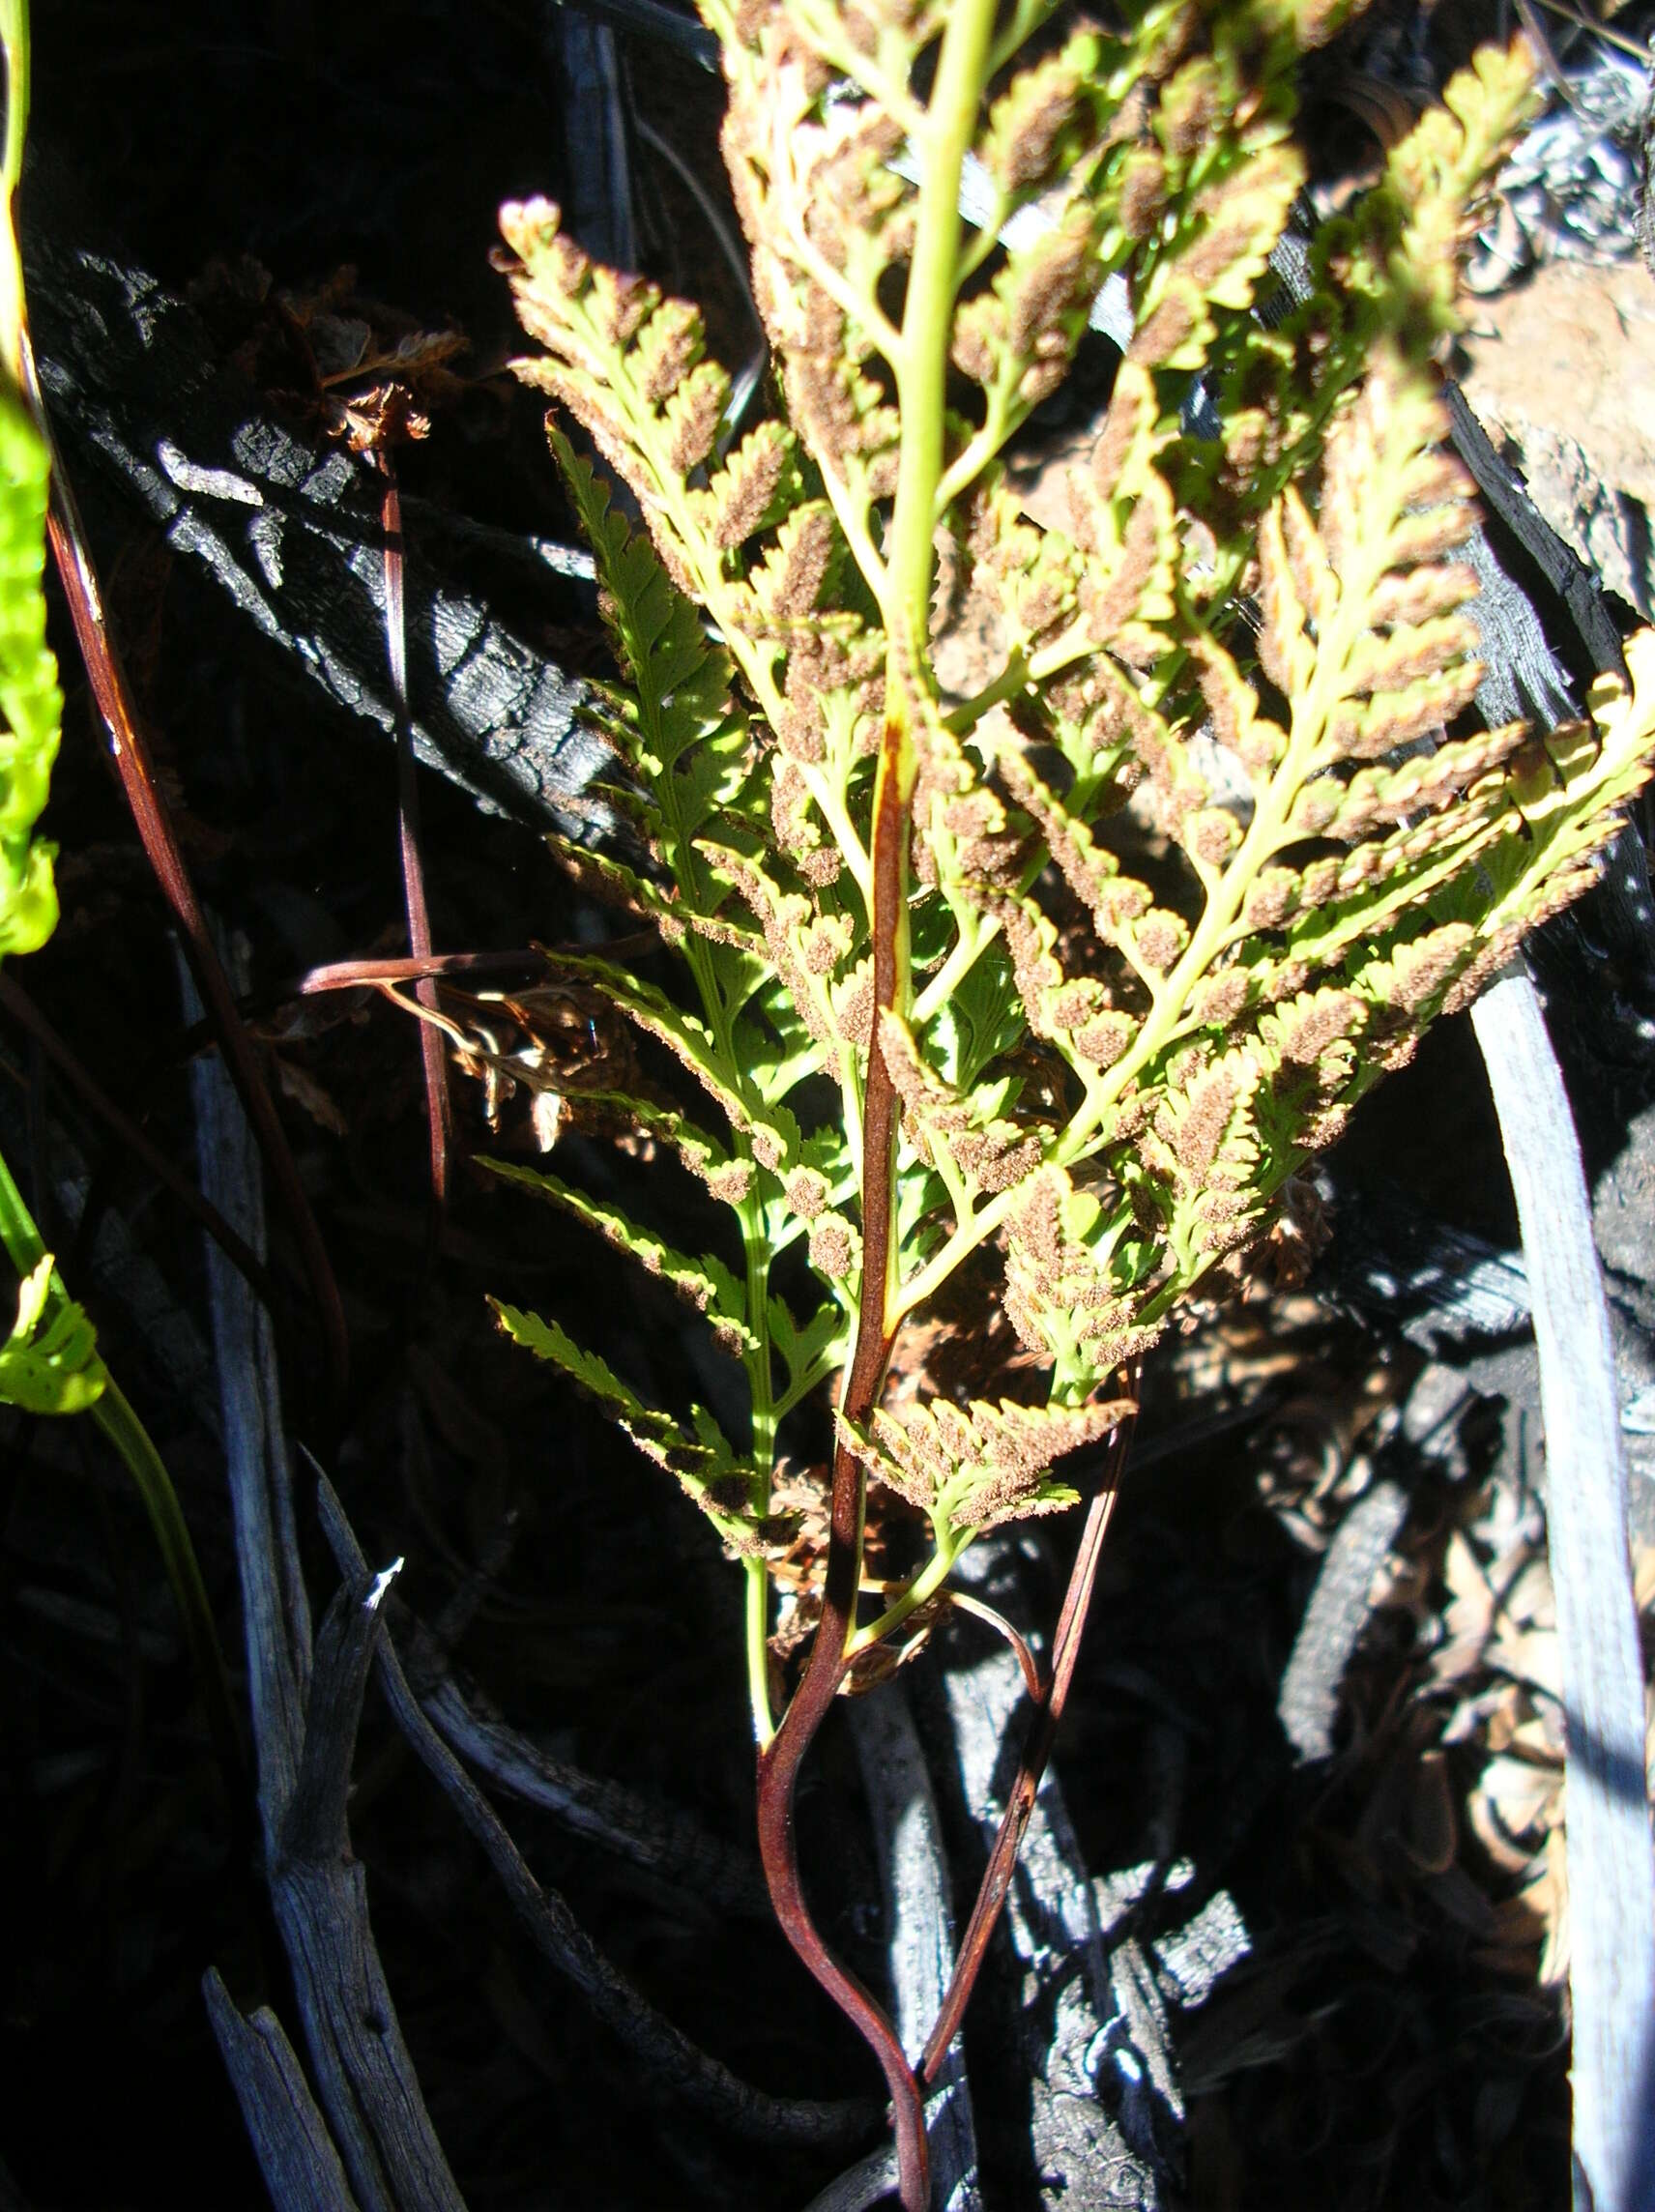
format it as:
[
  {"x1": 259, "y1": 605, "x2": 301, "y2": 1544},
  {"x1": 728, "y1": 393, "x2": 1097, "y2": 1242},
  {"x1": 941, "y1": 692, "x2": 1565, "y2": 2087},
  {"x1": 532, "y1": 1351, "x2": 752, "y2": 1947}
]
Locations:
[
  {"x1": 491, "y1": 1300, "x2": 765, "y2": 1548},
  {"x1": 842, "y1": 1387, "x2": 1133, "y2": 1532},
  {"x1": 537, "y1": 946, "x2": 769, "y2": 1138},
  {"x1": 495, "y1": 1, "x2": 1655, "y2": 1817},
  {"x1": 768, "y1": 1294, "x2": 848, "y2": 1415},
  {"x1": 482, "y1": 1159, "x2": 756, "y2": 1357},
  {"x1": 562, "y1": 1088, "x2": 751, "y2": 1201}
]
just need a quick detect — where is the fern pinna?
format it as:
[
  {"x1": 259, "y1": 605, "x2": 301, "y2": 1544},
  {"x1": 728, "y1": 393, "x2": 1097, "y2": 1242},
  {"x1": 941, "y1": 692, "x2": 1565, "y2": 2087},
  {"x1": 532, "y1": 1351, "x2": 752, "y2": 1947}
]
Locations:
[{"x1": 491, "y1": 3, "x2": 1655, "y2": 2196}]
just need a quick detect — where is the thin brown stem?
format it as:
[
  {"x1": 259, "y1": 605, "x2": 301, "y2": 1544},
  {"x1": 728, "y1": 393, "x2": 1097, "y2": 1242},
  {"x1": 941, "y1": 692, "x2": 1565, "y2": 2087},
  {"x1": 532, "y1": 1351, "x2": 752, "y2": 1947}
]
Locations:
[
  {"x1": 28, "y1": 335, "x2": 349, "y2": 1404},
  {"x1": 943, "y1": 1589, "x2": 1042, "y2": 1702},
  {"x1": 372, "y1": 451, "x2": 452, "y2": 1213},
  {"x1": 291, "y1": 936, "x2": 662, "y2": 1001},
  {"x1": 755, "y1": 712, "x2": 926, "y2": 2211},
  {"x1": 921, "y1": 1388, "x2": 1136, "y2": 2084},
  {"x1": 296, "y1": 948, "x2": 545, "y2": 995}
]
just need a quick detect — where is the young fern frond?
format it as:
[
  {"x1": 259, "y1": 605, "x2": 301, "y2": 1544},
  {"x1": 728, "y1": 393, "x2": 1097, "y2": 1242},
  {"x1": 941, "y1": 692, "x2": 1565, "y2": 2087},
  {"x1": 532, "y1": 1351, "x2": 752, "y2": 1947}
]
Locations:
[
  {"x1": 0, "y1": 1251, "x2": 100, "y2": 1413},
  {"x1": 0, "y1": 385, "x2": 59, "y2": 957},
  {"x1": 0, "y1": 374, "x2": 95, "y2": 1415},
  {"x1": 494, "y1": 5, "x2": 1655, "y2": 2184}
]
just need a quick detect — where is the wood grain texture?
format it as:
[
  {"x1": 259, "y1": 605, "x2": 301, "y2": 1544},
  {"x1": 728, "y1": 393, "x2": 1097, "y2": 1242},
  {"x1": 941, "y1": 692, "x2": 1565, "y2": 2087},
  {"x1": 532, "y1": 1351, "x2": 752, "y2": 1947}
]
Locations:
[
  {"x1": 187, "y1": 949, "x2": 465, "y2": 2212},
  {"x1": 203, "y1": 1969, "x2": 362, "y2": 2212},
  {"x1": 1471, "y1": 969, "x2": 1655, "y2": 2212},
  {"x1": 25, "y1": 229, "x2": 606, "y2": 832}
]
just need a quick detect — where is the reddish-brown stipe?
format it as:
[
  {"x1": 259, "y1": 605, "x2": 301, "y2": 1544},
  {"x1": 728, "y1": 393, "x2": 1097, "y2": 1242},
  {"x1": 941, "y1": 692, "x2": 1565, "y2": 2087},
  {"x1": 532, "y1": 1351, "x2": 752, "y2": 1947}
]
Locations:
[
  {"x1": 754, "y1": 700, "x2": 1137, "y2": 2206},
  {"x1": 755, "y1": 713, "x2": 927, "y2": 2207},
  {"x1": 371, "y1": 449, "x2": 453, "y2": 1217}
]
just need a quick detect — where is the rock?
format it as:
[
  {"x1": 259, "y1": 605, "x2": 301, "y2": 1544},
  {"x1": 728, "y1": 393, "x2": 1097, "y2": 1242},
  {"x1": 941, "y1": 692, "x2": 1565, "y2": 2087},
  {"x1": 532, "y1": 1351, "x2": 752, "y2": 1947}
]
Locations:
[{"x1": 1459, "y1": 261, "x2": 1655, "y2": 619}]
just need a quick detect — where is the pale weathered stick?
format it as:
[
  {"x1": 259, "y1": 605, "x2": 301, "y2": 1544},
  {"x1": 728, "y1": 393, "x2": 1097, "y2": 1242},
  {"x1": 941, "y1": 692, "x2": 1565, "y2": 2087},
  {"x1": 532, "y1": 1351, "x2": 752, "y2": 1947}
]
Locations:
[
  {"x1": 1470, "y1": 968, "x2": 1655, "y2": 2212},
  {"x1": 203, "y1": 1968, "x2": 363, "y2": 2212},
  {"x1": 186, "y1": 949, "x2": 466, "y2": 2212},
  {"x1": 262, "y1": 1570, "x2": 467, "y2": 2212},
  {"x1": 184, "y1": 951, "x2": 310, "y2": 1818}
]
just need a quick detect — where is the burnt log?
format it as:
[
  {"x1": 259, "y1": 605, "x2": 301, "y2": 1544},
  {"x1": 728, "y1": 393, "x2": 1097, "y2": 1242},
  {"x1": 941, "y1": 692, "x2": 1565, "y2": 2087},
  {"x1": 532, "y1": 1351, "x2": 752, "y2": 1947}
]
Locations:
[{"x1": 23, "y1": 218, "x2": 606, "y2": 835}]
